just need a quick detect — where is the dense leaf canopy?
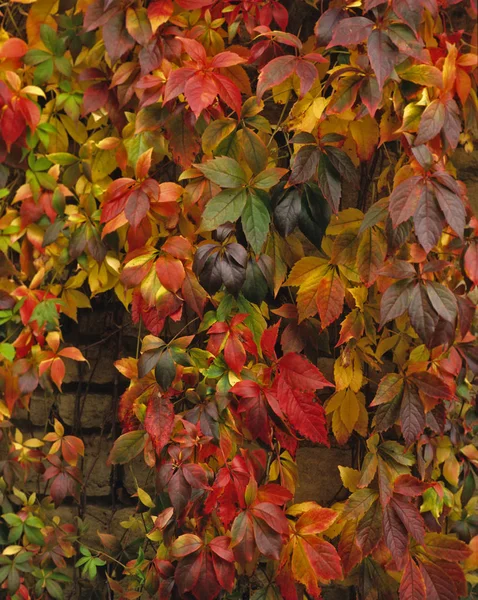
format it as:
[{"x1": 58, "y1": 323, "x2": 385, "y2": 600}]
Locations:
[{"x1": 0, "y1": 0, "x2": 477, "y2": 598}]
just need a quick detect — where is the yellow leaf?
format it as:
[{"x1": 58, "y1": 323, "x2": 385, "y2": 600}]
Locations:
[
  {"x1": 340, "y1": 389, "x2": 360, "y2": 432},
  {"x1": 60, "y1": 115, "x2": 88, "y2": 145},
  {"x1": 338, "y1": 466, "x2": 360, "y2": 492},
  {"x1": 27, "y1": 0, "x2": 59, "y2": 46},
  {"x1": 324, "y1": 390, "x2": 346, "y2": 415},
  {"x1": 137, "y1": 488, "x2": 155, "y2": 508},
  {"x1": 443, "y1": 454, "x2": 460, "y2": 487},
  {"x1": 326, "y1": 208, "x2": 364, "y2": 235},
  {"x1": 286, "y1": 256, "x2": 328, "y2": 287},
  {"x1": 354, "y1": 397, "x2": 368, "y2": 437},
  {"x1": 332, "y1": 408, "x2": 351, "y2": 445},
  {"x1": 349, "y1": 286, "x2": 368, "y2": 310},
  {"x1": 334, "y1": 352, "x2": 362, "y2": 392},
  {"x1": 349, "y1": 115, "x2": 379, "y2": 161},
  {"x1": 2, "y1": 546, "x2": 22, "y2": 556}
]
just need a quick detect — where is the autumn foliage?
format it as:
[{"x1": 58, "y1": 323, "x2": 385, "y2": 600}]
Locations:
[{"x1": 0, "y1": 0, "x2": 478, "y2": 598}]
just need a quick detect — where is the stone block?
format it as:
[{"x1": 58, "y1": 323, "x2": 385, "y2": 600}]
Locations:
[
  {"x1": 295, "y1": 446, "x2": 352, "y2": 506},
  {"x1": 123, "y1": 455, "x2": 156, "y2": 495},
  {"x1": 82, "y1": 436, "x2": 113, "y2": 497},
  {"x1": 13, "y1": 392, "x2": 55, "y2": 426},
  {"x1": 63, "y1": 342, "x2": 118, "y2": 385},
  {"x1": 59, "y1": 393, "x2": 113, "y2": 429}
]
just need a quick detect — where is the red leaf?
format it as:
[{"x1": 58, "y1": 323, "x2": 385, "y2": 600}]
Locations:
[
  {"x1": 410, "y1": 372, "x2": 453, "y2": 400},
  {"x1": 391, "y1": 496, "x2": 425, "y2": 544},
  {"x1": 418, "y1": 559, "x2": 459, "y2": 600},
  {"x1": 399, "y1": 557, "x2": 426, "y2": 600},
  {"x1": 50, "y1": 357, "x2": 66, "y2": 390},
  {"x1": 327, "y1": 16, "x2": 374, "y2": 47},
  {"x1": 415, "y1": 99, "x2": 446, "y2": 145},
  {"x1": 256, "y1": 55, "x2": 297, "y2": 101},
  {"x1": 0, "y1": 38, "x2": 28, "y2": 58},
  {"x1": 231, "y1": 380, "x2": 271, "y2": 443},
  {"x1": 1, "y1": 105, "x2": 25, "y2": 150},
  {"x1": 211, "y1": 553, "x2": 235, "y2": 593},
  {"x1": 182, "y1": 268, "x2": 208, "y2": 317},
  {"x1": 294, "y1": 59, "x2": 319, "y2": 97},
  {"x1": 367, "y1": 29, "x2": 399, "y2": 90},
  {"x1": 389, "y1": 176, "x2": 424, "y2": 227},
  {"x1": 261, "y1": 321, "x2": 280, "y2": 361},
  {"x1": 278, "y1": 352, "x2": 333, "y2": 391},
  {"x1": 144, "y1": 395, "x2": 174, "y2": 455},
  {"x1": 83, "y1": 82, "x2": 109, "y2": 114},
  {"x1": 125, "y1": 189, "x2": 150, "y2": 228},
  {"x1": 185, "y1": 71, "x2": 218, "y2": 117},
  {"x1": 252, "y1": 502, "x2": 289, "y2": 534},
  {"x1": 231, "y1": 512, "x2": 255, "y2": 564},
  {"x1": 464, "y1": 241, "x2": 478, "y2": 285},
  {"x1": 316, "y1": 268, "x2": 345, "y2": 327},
  {"x1": 214, "y1": 73, "x2": 243, "y2": 117},
  {"x1": 424, "y1": 533, "x2": 472, "y2": 562},
  {"x1": 156, "y1": 255, "x2": 186, "y2": 292},
  {"x1": 103, "y1": 12, "x2": 135, "y2": 63},
  {"x1": 224, "y1": 332, "x2": 246, "y2": 374},
  {"x1": 394, "y1": 474, "x2": 432, "y2": 497},
  {"x1": 382, "y1": 502, "x2": 409, "y2": 569},
  {"x1": 209, "y1": 536, "x2": 234, "y2": 562},
  {"x1": 432, "y1": 181, "x2": 465, "y2": 241},
  {"x1": 356, "y1": 501, "x2": 382, "y2": 556},
  {"x1": 210, "y1": 51, "x2": 245, "y2": 69},
  {"x1": 400, "y1": 385, "x2": 425, "y2": 446},
  {"x1": 62, "y1": 436, "x2": 85, "y2": 466},
  {"x1": 163, "y1": 67, "x2": 196, "y2": 104},
  {"x1": 338, "y1": 520, "x2": 362, "y2": 576},
  {"x1": 277, "y1": 379, "x2": 328, "y2": 445},
  {"x1": 175, "y1": 551, "x2": 204, "y2": 596},
  {"x1": 298, "y1": 535, "x2": 343, "y2": 583}
]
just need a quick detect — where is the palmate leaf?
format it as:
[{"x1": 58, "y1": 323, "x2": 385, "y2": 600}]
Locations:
[{"x1": 289, "y1": 525, "x2": 342, "y2": 598}]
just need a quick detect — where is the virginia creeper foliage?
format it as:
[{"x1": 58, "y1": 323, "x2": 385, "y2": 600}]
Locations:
[{"x1": 0, "y1": 0, "x2": 477, "y2": 598}]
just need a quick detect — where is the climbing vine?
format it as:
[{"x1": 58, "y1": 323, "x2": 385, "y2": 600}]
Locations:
[{"x1": 0, "y1": 0, "x2": 477, "y2": 598}]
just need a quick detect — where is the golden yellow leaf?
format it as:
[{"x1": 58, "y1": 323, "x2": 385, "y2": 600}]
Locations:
[
  {"x1": 339, "y1": 389, "x2": 360, "y2": 432},
  {"x1": 27, "y1": 0, "x2": 59, "y2": 46},
  {"x1": 349, "y1": 115, "x2": 380, "y2": 162},
  {"x1": 338, "y1": 466, "x2": 360, "y2": 492}
]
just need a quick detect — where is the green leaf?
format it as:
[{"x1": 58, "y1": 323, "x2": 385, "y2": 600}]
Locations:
[
  {"x1": 196, "y1": 156, "x2": 247, "y2": 188},
  {"x1": 45, "y1": 579, "x2": 64, "y2": 600},
  {"x1": 399, "y1": 64, "x2": 443, "y2": 88},
  {"x1": 54, "y1": 56, "x2": 72, "y2": 77},
  {"x1": 202, "y1": 119, "x2": 237, "y2": 154},
  {"x1": 0, "y1": 343, "x2": 15, "y2": 362},
  {"x1": 40, "y1": 24, "x2": 58, "y2": 53},
  {"x1": 24, "y1": 49, "x2": 51, "y2": 66},
  {"x1": 240, "y1": 128, "x2": 268, "y2": 175},
  {"x1": 201, "y1": 188, "x2": 248, "y2": 230},
  {"x1": 47, "y1": 153, "x2": 78, "y2": 166},
  {"x1": 107, "y1": 431, "x2": 146, "y2": 465},
  {"x1": 33, "y1": 58, "x2": 54, "y2": 85},
  {"x1": 318, "y1": 154, "x2": 341, "y2": 213},
  {"x1": 30, "y1": 299, "x2": 59, "y2": 327},
  {"x1": 24, "y1": 525, "x2": 45, "y2": 546},
  {"x1": 154, "y1": 350, "x2": 176, "y2": 391},
  {"x1": 241, "y1": 191, "x2": 270, "y2": 254}
]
